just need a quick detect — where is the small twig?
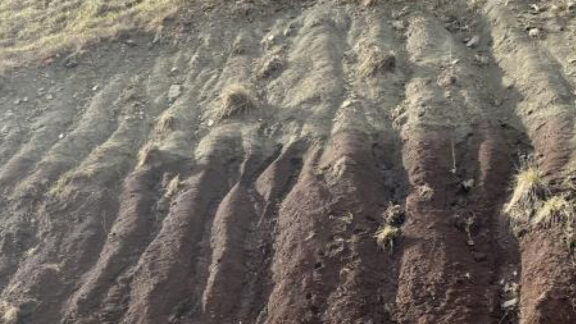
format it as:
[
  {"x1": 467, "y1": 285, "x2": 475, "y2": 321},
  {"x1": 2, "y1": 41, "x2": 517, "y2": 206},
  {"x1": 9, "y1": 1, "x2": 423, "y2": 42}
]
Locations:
[
  {"x1": 450, "y1": 138, "x2": 457, "y2": 174},
  {"x1": 498, "y1": 310, "x2": 509, "y2": 324}
]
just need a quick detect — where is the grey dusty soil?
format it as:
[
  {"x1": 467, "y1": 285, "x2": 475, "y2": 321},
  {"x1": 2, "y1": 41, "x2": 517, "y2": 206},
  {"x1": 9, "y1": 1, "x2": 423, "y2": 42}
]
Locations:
[{"x1": 1, "y1": 0, "x2": 576, "y2": 323}]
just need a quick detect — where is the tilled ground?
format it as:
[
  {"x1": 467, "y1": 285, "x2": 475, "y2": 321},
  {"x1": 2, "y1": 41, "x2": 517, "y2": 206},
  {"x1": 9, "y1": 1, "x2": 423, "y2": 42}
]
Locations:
[{"x1": 0, "y1": 0, "x2": 576, "y2": 323}]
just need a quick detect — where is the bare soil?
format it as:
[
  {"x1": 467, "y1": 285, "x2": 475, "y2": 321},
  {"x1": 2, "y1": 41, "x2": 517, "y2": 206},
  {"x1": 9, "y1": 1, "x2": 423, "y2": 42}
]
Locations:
[{"x1": 1, "y1": 0, "x2": 576, "y2": 323}]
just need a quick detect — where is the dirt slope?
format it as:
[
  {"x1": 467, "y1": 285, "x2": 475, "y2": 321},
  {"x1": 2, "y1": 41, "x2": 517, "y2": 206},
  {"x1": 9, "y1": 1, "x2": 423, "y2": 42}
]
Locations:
[{"x1": 1, "y1": 0, "x2": 576, "y2": 323}]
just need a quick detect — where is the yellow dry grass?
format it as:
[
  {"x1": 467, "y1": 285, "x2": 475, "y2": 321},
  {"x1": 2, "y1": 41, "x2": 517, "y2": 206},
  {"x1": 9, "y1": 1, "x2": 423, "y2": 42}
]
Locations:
[
  {"x1": 0, "y1": 0, "x2": 179, "y2": 67},
  {"x1": 216, "y1": 84, "x2": 257, "y2": 121},
  {"x1": 533, "y1": 195, "x2": 574, "y2": 226},
  {"x1": 374, "y1": 225, "x2": 400, "y2": 251},
  {"x1": 503, "y1": 164, "x2": 547, "y2": 223},
  {"x1": 0, "y1": 301, "x2": 18, "y2": 322}
]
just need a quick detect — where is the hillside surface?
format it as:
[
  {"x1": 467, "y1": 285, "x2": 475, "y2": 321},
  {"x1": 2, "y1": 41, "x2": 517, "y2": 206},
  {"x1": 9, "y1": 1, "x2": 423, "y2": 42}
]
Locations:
[{"x1": 1, "y1": 0, "x2": 576, "y2": 323}]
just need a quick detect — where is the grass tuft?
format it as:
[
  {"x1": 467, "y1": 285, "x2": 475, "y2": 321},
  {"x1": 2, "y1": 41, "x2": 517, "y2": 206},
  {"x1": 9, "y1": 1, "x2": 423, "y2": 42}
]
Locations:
[
  {"x1": 0, "y1": 301, "x2": 19, "y2": 322},
  {"x1": 216, "y1": 84, "x2": 257, "y2": 121},
  {"x1": 164, "y1": 174, "x2": 181, "y2": 198},
  {"x1": 155, "y1": 111, "x2": 177, "y2": 134},
  {"x1": 503, "y1": 163, "x2": 547, "y2": 224},
  {"x1": 374, "y1": 225, "x2": 400, "y2": 252}
]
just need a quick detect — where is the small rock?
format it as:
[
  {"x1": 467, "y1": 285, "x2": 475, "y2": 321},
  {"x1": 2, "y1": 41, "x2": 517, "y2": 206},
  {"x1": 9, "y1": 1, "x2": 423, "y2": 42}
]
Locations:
[
  {"x1": 341, "y1": 99, "x2": 353, "y2": 108},
  {"x1": 391, "y1": 20, "x2": 406, "y2": 31},
  {"x1": 466, "y1": 35, "x2": 480, "y2": 48},
  {"x1": 207, "y1": 119, "x2": 215, "y2": 127},
  {"x1": 46, "y1": 94, "x2": 54, "y2": 100},
  {"x1": 361, "y1": 0, "x2": 376, "y2": 7},
  {"x1": 502, "y1": 298, "x2": 518, "y2": 309},
  {"x1": 474, "y1": 54, "x2": 490, "y2": 66},
  {"x1": 14, "y1": 98, "x2": 21, "y2": 105},
  {"x1": 22, "y1": 97, "x2": 29, "y2": 103},
  {"x1": 569, "y1": 1, "x2": 575, "y2": 10},
  {"x1": 462, "y1": 179, "x2": 475, "y2": 191},
  {"x1": 168, "y1": 84, "x2": 182, "y2": 101},
  {"x1": 58, "y1": 133, "x2": 65, "y2": 139},
  {"x1": 528, "y1": 28, "x2": 541, "y2": 38},
  {"x1": 502, "y1": 76, "x2": 514, "y2": 89},
  {"x1": 63, "y1": 54, "x2": 78, "y2": 68},
  {"x1": 92, "y1": 85, "x2": 99, "y2": 91},
  {"x1": 125, "y1": 39, "x2": 137, "y2": 47},
  {"x1": 170, "y1": 67, "x2": 178, "y2": 73},
  {"x1": 529, "y1": 4, "x2": 542, "y2": 14}
]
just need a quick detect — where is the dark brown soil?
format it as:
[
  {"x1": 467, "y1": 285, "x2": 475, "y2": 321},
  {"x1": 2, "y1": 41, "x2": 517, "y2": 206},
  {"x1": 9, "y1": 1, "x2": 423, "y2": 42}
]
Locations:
[{"x1": 1, "y1": 0, "x2": 576, "y2": 323}]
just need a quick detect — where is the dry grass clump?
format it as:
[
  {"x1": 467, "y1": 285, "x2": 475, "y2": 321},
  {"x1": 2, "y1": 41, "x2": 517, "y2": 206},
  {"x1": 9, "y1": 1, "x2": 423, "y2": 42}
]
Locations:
[
  {"x1": 0, "y1": 301, "x2": 19, "y2": 323},
  {"x1": 532, "y1": 195, "x2": 574, "y2": 226},
  {"x1": 358, "y1": 46, "x2": 396, "y2": 77},
  {"x1": 503, "y1": 160, "x2": 576, "y2": 248},
  {"x1": 164, "y1": 174, "x2": 181, "y2": 198},
  {"x1": 374, "y1": 225, "x2": 400, "y2": 252},
  {"x1": 384, "y1": 203, "x2": 405, "y2": 226},
  {"x1": 216, "y1": 84, "x2": 257, "y2": 121},
  {"x1": 503, "y1": 162, "x2": 548, "y2": 225},
  {"x1": 155, "y1": 111, "x2": 177, "y2": 134},
  {"x1": 137, "y1": 143, "x2": 158, "y2": 168},
  {"x1": 375, "y1": 203, "x2": 405, "y2": 253}
]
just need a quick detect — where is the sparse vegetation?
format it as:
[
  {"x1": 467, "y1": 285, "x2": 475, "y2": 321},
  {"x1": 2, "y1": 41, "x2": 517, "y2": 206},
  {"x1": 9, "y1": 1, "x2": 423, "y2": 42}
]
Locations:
[
  {"x1": 503, "y1": 160, "x2": 576, "y2": 248},
  {"x1": 503, "y1": 161, "x2": 547, "y2": 225},
  {"x1": 155, "y1": 111, "x2": 177, "y2": 134},
  {"x1": 0, "y1": 0, "x2": 180, "y2": 68},
  {"x1": 383, "y1": 203, "x2": 405, "y2": 227},
  {"x1": 216, "y1": 84, "x2": 257, "y2": 121},
  {"x1": 532, "y1": 195, "x2": 574, "y2": 226}
]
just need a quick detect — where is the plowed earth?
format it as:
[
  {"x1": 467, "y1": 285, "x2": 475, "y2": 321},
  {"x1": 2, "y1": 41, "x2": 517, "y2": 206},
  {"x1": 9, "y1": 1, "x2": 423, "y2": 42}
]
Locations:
[{"x1": 1, "y1": 0, "x2": 576, "y2": 323}]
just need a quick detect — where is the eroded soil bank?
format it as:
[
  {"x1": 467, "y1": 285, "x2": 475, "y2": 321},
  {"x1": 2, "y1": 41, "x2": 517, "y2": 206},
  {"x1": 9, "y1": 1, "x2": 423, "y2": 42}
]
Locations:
[{"x1": 1, "y1": 0, "x2": 576, "y2": 323}]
